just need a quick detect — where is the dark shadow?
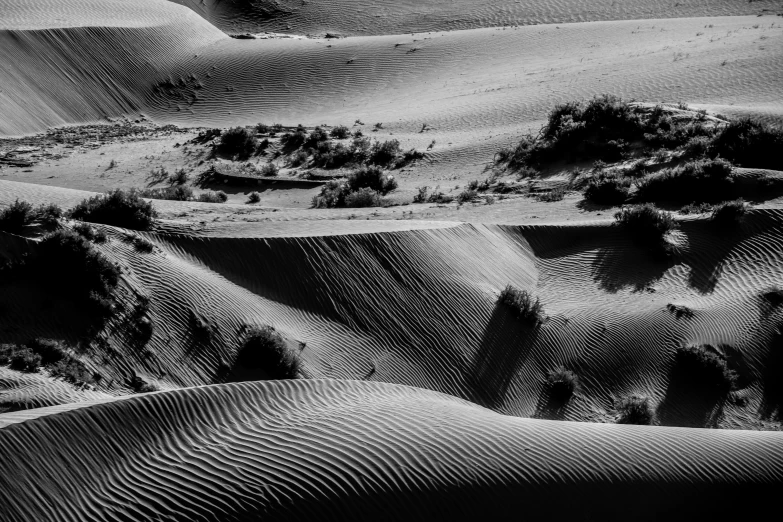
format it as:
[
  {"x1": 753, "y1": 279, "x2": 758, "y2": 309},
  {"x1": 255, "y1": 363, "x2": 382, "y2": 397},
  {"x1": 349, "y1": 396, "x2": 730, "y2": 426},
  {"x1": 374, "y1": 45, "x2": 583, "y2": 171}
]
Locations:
[
  {"x1": 468, "y1": 304, "x2": 540, "y2": 410},
  {"x1": 758, "y1": 322, "x2": 783, "y2": 421},
  {"x1": 591, "y1": 243, "x2": 674, "y2": 294},
  {"x1": 656, "y1": 346, "x2": 741, "y2": 428},
  {"x1": 532, "y1": 384, "x2": 573, "y2": 421}
]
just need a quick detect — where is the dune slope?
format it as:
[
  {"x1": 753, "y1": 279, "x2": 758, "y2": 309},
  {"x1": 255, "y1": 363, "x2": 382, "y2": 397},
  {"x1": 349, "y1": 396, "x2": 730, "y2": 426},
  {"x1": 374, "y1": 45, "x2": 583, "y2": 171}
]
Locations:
[{"x1": 1, "y1": 379, "x2": 782, "y2": 521}]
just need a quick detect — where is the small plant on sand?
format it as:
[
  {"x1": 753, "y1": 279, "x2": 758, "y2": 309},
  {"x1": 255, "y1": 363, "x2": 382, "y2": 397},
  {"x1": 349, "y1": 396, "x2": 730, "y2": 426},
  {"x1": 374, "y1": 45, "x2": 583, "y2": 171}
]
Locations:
[
  {"x1": 9, "y1": 347, "x2": 41, "y2": 372},
  {"x1": 536, "y1": 187, "x2": 566, "y2": 202},
  {"x1": 237, "y1": 325, "x2": 300, "y2": 379},
  {"x1": 614, "y1": 394, "x2": 654, "y2": 425},
  {"x1": 347, "y1": 165, "x2": 397, "y2": 193},
  {"x1": 330, "y1": 125, "x2": 351, "y2": 139},
  {"x1": 140, "y1": 185, "x2": 194, "y2": 201},
  {"x1": 711, "y1": 199, "x2": 747, "y2": 225},
  {"x1": 413, "y1": 186, "x2": 429, "y2": 203},
  {"x1": 583, "y1": 172, "x2": 630, "y2": 205},
  {"x1": 217, "y1": 126, "x2": 258, "y2": 158},
  {"x1": 197, "y1": 191, "x2": 228, "y2": 203},
  {"x1": 72, "y1": 222, "x2": 108, "y2": 243},
  {"x1": 169, "y1": 168, "x2": 189, "y2": 185},
  {"x1": 247, "y1": 191, "x2": 261, "y2": 204},
  {"x1": 679, "y1": 202, "x2": 713, "y2": 215},
  {"x1": 0, "y1": 200, "x2": 62, "y2": 234},
  {"x1": 636, "y1": 158, "x2": 735, "y2": 204},
  {"x1": 709, "y1": 119, "x2": 783, "y2": 170},
  {"x1": 614, "y1": 204, "x2": 678, "y2": 250},
  {"x1": 498, "y1": 285, "x2": 545, "y2": 325},
  {"x1": 547, "y1": 366, "x2": 578, "y2": 402},
  {"x1": 69, "y1": 189, "x2": 157, "y2": 230},
  {"x1": 457, "y1": 189, "x2": 478, "y2": 203},
  {"x1": 130, "y1": 235, "x2": 155, "y2": 253},
  {"x1": 345, "y1": 187, "x2": 383, "y2": 207},
  {"x1": 259, "y1": 162, "x2": 279, "y2": 177},
  {"x1": 675, "y1": 345, "x2": 737, "y2": 393},
  {"x1": 255, "y1": 123, "x2": 269, "y2": 134}
]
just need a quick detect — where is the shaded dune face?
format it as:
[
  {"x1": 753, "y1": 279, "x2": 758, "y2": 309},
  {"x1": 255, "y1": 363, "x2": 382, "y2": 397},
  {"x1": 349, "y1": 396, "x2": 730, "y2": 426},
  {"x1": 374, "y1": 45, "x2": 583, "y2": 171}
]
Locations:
[
  {"x1": 1, "y1": 379, "x2": 782, "y2": 521},
  {"x1": 167, "y1": 0, "x2": 781, "y2": 35},
  {"x1": 1, "y1": 176, "x2": 781, "y2": 430},
  {"x1": 2, "y1": 0, "x2": 782, "y2": 138}
]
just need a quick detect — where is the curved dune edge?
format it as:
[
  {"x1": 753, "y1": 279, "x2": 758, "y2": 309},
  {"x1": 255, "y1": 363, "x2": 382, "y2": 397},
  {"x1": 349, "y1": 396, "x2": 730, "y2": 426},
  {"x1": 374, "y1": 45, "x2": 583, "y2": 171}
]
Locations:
[
  {"x1": 168, "y1": 0, "x2": 781, "y2": 35},
  {"x1": 1, "y1": 379, "x2": 782, "y2": 521}
]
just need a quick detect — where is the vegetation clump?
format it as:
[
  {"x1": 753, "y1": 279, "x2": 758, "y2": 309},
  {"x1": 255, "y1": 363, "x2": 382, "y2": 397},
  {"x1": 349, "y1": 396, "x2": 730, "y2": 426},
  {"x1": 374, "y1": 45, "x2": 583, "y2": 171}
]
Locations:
[
  {"x1": 247, "y1": 191, "x2": 261, "y2": 204},
  {"x1": 614, "y1": 394, "x2": 654, "y2": 425},
  {"x1": 217, "y1": 127, "x2": 258, "y2": 158},
  {"x1": 312, "y1": 166, "x2": 397, "y2": 208},
  {"x1": 674, "y1": 345, "x2": 737, "y2": 393},
  {"x1": 583, "y1": 172, "x2": 631, "y2": 205},
  {"x1": 547, "y1": 366, "x2": 578, "y2": 402},
  {"x1": 330, "y1": 125, "x2": 351, "y2": 139},
  {"x1": 197, "y1": 191, "x2": 228, "y2": 203},
  {"x1": 711, "y1": 199, "x2": 747, "y2": 225},
  {"x1": 344, "y1": 187, "x2": 383, "y2": 208},
  {"x1": 237, "y1": 326, "x2": 300, "y2": 379},
  {"x1": 0, "y1": 200, "x2": 63, "y2": 234},
  {"x1": 69, "y1": 189, "x2": 157, "y2": 230},
  {"x1": 614, "y1": 204, "x2": 678, "y2": 250},
  {"x1": 709, "y1": 119, "x2": 783, "y2": 171},
  {"x1": 498, "y1": 285, "x2": 545, "y2": 324},
  {"x1": 636, "y1": 158, "x2": 735, "y2": 203},
  {"x1": 1, "y1": 339, "x2": 95, "y2": 384}
]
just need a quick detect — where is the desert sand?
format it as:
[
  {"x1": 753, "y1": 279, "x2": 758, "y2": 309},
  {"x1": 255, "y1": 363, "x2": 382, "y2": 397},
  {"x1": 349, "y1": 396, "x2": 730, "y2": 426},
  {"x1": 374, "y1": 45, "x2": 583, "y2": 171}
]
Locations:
[{"x1": 2, "y1": 0, "x2": 783, "y2": 520}]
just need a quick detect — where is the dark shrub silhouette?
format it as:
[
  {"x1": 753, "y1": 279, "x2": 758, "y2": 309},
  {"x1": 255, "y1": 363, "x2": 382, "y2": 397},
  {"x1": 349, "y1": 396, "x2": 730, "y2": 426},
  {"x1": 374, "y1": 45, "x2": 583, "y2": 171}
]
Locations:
[
  {"x1": 498, "y1": 285, "x2": 545, "y2": 325},
  {"x1": 547, "y1": 366, "x2": 578, "y2": 402},
  {"x1": 69, "y1": 189, "x2": 157, "y2": 230},
  {"x1": 237, "y1": 326, "x2": 300, "y2": 379},
  {"x1": 615, "y1": 394, "x2": 654, "y2": 424},
  {"x1": 217, "y1": 127, "x2": 258, "y2": 157}
]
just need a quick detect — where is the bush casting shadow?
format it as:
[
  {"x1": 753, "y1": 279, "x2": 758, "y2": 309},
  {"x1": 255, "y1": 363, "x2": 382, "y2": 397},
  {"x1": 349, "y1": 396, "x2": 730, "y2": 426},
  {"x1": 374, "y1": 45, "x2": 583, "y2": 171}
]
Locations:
[
  {"x1": 468, "y1": 305, "x2": 540, "y2": 409},
  {"x1": 235, "y1": 326, "x2": 300, "y2": 380},
  {"x1": 657, "y1": 344, "x2": 737, "y2": 427}
]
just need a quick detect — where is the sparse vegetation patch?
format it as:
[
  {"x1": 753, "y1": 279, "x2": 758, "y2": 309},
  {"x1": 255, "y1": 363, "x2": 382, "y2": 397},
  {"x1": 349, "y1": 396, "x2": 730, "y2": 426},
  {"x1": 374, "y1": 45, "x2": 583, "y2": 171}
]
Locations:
[
  {"x1": 498, "y1": 285, "x2": 545, "y2": 325},
  {"x1": 69, "y1": 189, "x2": 157, "y2": 230}
]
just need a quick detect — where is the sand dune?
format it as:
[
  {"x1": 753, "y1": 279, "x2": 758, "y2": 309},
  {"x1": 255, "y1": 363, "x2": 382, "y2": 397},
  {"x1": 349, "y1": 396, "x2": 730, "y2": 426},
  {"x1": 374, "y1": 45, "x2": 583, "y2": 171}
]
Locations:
[
  {"x1": 1, "y1": 379, "x2": 782, "y2": 520},
  {"x1": 170, "y1": 0, "x2": 781, "y2": 35},
  {"x1": 2, "y1": 176, "x2": 781, "y2": 428}
]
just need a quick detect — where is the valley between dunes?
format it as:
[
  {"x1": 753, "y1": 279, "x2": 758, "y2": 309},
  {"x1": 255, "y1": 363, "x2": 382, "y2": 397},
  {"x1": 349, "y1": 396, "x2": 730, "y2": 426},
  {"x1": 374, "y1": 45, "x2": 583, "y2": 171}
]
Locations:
[{"x1": 2, "y1": 0, "x2": 783, "y2": 520}]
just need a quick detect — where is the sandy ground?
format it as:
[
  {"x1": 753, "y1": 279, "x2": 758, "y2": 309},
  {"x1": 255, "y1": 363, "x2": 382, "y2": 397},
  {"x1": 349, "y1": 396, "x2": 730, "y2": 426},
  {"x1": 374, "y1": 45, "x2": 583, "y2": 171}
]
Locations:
[{"x1": 2, "y1": 0, "x2": 783, "y2": 520}]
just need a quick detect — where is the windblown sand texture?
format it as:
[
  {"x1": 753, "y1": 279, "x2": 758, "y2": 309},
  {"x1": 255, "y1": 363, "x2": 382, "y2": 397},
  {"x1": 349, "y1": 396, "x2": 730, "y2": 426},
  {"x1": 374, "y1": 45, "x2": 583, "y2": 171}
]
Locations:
[{"x1": 2, "y1": 0, "x2": 783, "y2": 520}]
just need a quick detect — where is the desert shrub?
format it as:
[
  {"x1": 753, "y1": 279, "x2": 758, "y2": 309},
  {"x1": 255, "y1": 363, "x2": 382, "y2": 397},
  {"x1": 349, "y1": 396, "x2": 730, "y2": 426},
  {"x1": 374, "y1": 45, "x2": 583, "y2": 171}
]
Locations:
[
  {"x1": 130, "y1": 376, "x2": 159, "y2": 393},
  {"x1": 679, "y1": 202, "x2": 713, "y2": 215},
  {"x1": 498, "y1": 285, "x2": 545, "y2": 324},
  {"x1": 536, "y1": 187, "x2": 566, "y2": 202},
  {"x1": 457, "y1": 189, "x2": 478, "y2": 203},
  {"x1": 9, "y1": 347, "x2": 41, "y2": 372},
  {"x1": 614, "y1": 394, "x2": 654, "y2": 425},
  {"x1": 280, "y1": 127, "x2": 308, "y2": 150},
  {"x1": 684, "y1": 135, "x2": 711, "y2": 156},
  {"x1": 290, "y1": 150, "x2": 308, "y2": 167},
  {"x1": 614, "y1": 204, "x2": 678, "y2": 246},
  {"x1": 427, "y1": 191, "x2": 454, "y2": 204},
  {"x1": 584, "y1": 172, "x2": 630, "y2": 204},
  {"x1": 347, "y1": 165, "x2": 397, "y2": 194},
  {"x1": 304, "y1": 127, "x2": 330, "y2": 150},
  {"x1": 247, "y1": 191, "x2": 261, "y2": 203},
  {"x1": 169, "y1": 168, "x2": 189, "y2": 185},
  {"x1": 709, "y1": 119, "x2": 783, "y2": 170},
  {"x1": 330, "y1": 125, "x2": 351, "y2": 139},
  {"x1": 636, "y1": 158, "x2": 735, "y2": 203},
  {"x1": 131, "y1": 235, "x2": 155, "y2": 253},
  {"x1": 26, "y1": 338, "x2": 68, "y2": 365},
  {"x1": 345, "y1": 187, "x2": 383, "y2": 207},
  {"x1": 675, "y1": 345, "x2": 737, "y2": 392},
  {"x1": 140, "y1": 185, "x2": 194, "y2": 201},
  {"x1": 72, "y1": 222, "x2": 108, "y2": 243},
  {"x1": 259, "y1": 162, "x2": 279, "y2": 177},
  {"x1": 36, "y1": 230, "x2": 120, "y2": 324},
  {"x1": 0, "y1": 344, "x2": 14, "y2": 365},
  {"x1": 0, "y1": 199, "x2": 35, "y2": 234},
  {"x1": 49, "y1": 357, "x2": 93, "y2": 384},
  {"x1": 217, "y1": 127, "x2": 257, "y2": 157},
  {"x1": 237, "y1": 325, "x2": 300, "y2": 379},
  {"x1": 255, "y1": 123, "x2": 269, "y2": 134},
  {"x1": 190, "y1": 312, "x2": 212, "y2": 343},
  {"x1": 711, "y1": 199, "x2": 747, "y2": 225},
  {"x1": 350, "y1": 136, "x2": 372, "y2": 163},
  {"x1": 70, "y1": 189, "x2": 157, "y2": 230},
  {"x1": 312, "y1": 180, "x2": 349, "y2": 208},
  {"x1": 36, "y1": 203, "x2": 63, "y2": 231},
  {"x1": 369, "y1": 139, "x2": 403, "y2": 166},
  {"x1": 197, "y1": 191, "x2": 228, "y2": 203},
  {"x1": 413, "y1": 186, "x2": 429, "y2": 203},
  {"x1": 547, "y1": 366, "x2": 578, "y2": 402}
]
